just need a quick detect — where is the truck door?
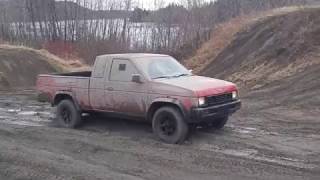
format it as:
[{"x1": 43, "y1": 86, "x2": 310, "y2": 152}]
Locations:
[
  {"x1": 106, "y1": 59, "x2": 149, "y2": 117},
  {"x1": 89, "y1": 57, "x2": 112, "y2": 110}
]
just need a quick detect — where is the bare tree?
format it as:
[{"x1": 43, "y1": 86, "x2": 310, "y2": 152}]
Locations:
[{"x1": 0, "y1": 0, "x2": 309, "y2": 63}]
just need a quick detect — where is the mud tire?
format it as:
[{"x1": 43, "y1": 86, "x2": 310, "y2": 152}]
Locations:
[
  {"x1": 152, "y1": 106, "x2": 189, "y2": 144},
  {"x1": 56, "y1": 99, "x2": 82, "y2": 128}
]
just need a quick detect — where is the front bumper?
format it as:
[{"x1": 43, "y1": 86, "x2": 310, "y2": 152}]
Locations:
[{"x1": 188, "y1": 100, "x2": 241, "y2": 123}]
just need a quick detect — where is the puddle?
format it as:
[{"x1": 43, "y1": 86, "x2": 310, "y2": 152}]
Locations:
[
  {"x1": 223, "y1": 149, "x2": 258, "y2": 157},
  {"x1": 0, "y1": 119, "x2": 43, "y2": 127},
  {"x1": 243, "y1": 127, "x2": 257, "y2": 131},
  {"x1": 238, "y1": 130, "x2": 251, "y2": 134},
  {"x1": 230, "y1": 126, "x2": 280, "y2": 136},
  {"x1": 30, "y1": 117, "x2": 52, "y2": 122},
  {"x1": 38, "y1": 112, "x2": 53, "y2": 116},
  {"x1": 7, "y1": 109, "x2": 22, "y2": 113},
  {"x1": 0, "y1": 108, "x2": 52, "y2": 127},
  {"x1": 18, "y1": 111, "x2": 39, "y2": 116},
  {"x1": 233, "y1": 127, "x2": 258, "y2": 134},
  {"x1": 27, "y1": 105, "x2": 41, "y2": 109}
]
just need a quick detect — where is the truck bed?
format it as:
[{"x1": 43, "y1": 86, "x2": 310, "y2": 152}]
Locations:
[
  {"x1": 37, "y1": 71, "x2": 91, "y2": 108},
  {"x1": 53, "y1": 71, "x2": 92, "y2": 77}
]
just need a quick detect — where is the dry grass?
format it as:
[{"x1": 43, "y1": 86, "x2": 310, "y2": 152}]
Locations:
[
  {"x1": 0, "y1": 44, "x2": 90, "y2": 72},
  {"x1": 184, "y1": 6, "x2": 305, "y2": 74}
]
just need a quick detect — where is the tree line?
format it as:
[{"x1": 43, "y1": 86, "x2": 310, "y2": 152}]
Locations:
[{"x1": 0, "y1": 0, "x2": 308, "y2": 64}]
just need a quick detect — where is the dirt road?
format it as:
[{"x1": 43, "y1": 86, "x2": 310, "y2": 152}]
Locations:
[{"x1": 0, "y1": 90, "x2": 319, "y2": 180}]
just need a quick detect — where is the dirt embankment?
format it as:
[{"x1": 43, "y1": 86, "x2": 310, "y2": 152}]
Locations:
[
  {"x1": 0, "y1": 45, "x2": 88, "y2": 90},
  {"x1": 197, "y1": 8, "x2": 320, "y2": 108},
  {"x1": 184, "y1": 6, "x2": 304, "y2": 73}
]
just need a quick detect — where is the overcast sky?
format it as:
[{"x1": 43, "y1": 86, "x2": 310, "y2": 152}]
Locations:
[
  {"x1": 137, "y1": 0, "x2": 183, "y2": 9},
  {"x1": 137, "y1": 0, "x2": 214, "y2": 10}
]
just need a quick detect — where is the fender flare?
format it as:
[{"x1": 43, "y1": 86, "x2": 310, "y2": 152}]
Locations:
[
  {"x1": 147, "y1": 97, "x2": 190, "y2": 122},
  {"x1": 53, "y1": 91, "x2": 81, "y2": 112}
]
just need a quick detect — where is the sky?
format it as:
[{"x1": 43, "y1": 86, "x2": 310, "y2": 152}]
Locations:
[
  {"x1": 137, "y1": 0, "x2": 214, "y2": 10},
  {"x1": 137, "y1": 0, "x2": 182, "y2": 9}
]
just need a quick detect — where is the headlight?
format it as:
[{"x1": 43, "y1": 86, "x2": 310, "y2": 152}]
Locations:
[
  {"x1": 198, "y1": 97, "x2": 206, "y2": 107},
  {"x1": 232, "y1": 91, "x2": 238, "y2": 99}
]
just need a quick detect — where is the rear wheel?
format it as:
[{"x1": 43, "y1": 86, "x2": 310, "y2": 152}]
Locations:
[
  {"x1": 56, "y1": 99, "x2": 82, "y2": 128},
  {"x1": 152, "y1": 106, "x2": 189, "y2": 144}
]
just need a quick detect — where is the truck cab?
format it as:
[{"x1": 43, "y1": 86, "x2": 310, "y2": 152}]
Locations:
[{"x1": 37, "y1": 54, "x2": 241, "y2": 144}]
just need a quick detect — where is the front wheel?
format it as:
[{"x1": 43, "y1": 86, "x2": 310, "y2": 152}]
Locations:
[
  {"x1": 56, "y1": 99, "x2": 82, "y2": 128},
  {"x1": 152, "y1": 106, "x2": 189, "y2": 144}
]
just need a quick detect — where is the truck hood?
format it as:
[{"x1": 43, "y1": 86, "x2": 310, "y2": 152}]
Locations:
[{"x1": 155, "y1": 75, "x2": 237, "y2": 97}]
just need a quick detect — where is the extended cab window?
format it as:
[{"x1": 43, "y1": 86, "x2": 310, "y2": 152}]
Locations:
[
  {"x1": 92, "y1": 58, "x2": 107, "y2": 78},
  {"x1": 110, "y1": 59, "x2": 138, "y2": 82}
]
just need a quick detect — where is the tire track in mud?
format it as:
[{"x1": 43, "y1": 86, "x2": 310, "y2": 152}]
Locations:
[
  {"x1": 0, "y1": 124, "x2": 318, "y2": 180},
  {"x1": 0, "y1": 105, "x2": 316, "y2": 172},
  {"x1": 0, "y1": 91, "x2": 320, "y2": 180},
  {"x1": 0, "y1": 139, "x2": 145, "y2": 180},
  {"x1": 191, "y1": 127, "x2": 319, "y2": 170}
]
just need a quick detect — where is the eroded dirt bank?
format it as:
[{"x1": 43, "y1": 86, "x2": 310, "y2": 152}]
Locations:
[{"x1": 0, "y1": 91, "x2": 319, "y2": 180}]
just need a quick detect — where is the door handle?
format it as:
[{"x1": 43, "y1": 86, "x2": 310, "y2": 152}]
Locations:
[{"x1": 106, "y1": 87, "x2": 114, "y2": 91}]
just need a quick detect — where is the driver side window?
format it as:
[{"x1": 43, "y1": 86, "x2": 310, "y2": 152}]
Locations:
[{"x1": 110, "y1": 59, "x2": 138, "y2": 82}]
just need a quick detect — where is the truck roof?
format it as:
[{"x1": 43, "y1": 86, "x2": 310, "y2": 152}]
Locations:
[{"x1": 97, "y1": 53, "x2": 170, "y2": 59}]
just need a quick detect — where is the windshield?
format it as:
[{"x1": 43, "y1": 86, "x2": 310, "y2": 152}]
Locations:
[{"x1": 135, "y1": 56, "x2": 191, "y2": 79}]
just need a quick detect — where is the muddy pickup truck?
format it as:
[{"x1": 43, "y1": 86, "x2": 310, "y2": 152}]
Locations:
[{"x1": 37, "y1": 54, "x2": 241, "y2": 144}]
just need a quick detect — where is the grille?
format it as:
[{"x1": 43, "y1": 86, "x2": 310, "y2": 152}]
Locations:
[{"x1": 206, "y1": 93, "x2": 233, "y2": 106}]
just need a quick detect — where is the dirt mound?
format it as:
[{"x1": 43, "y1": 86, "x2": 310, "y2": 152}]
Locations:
[
  {"x1": 184, "y1": 6, "x2": 304, "y2": 73},
  {"x1": 0, "y1": 45, "x2": 69, "y2": 89},
  {"x1": 199, "y1": 8, "x2": 320, "y2": 107}
]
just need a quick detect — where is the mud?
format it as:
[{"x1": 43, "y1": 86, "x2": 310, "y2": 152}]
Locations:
[{"x1": 0, "y1": 90, "x2": 319, "y2": 180}]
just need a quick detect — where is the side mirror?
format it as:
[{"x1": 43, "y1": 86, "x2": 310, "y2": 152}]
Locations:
[{"x1": 132, "y1": 74, "x2": 143, "y2": 83}]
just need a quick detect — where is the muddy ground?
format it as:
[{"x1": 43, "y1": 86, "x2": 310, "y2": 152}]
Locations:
[{"x1": 0, "y1": 90, "x2": 319, "y2": 180}]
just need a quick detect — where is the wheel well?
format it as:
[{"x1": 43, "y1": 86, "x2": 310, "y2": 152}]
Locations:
[
  {"x1": 147, "y1": 102, "x2": 184, "y2": 121},
  {"x1": 53, "y1": 94, "x2": 73, "y2": 106}
]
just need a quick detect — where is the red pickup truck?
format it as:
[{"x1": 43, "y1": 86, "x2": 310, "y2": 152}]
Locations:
[{"x1": 37, "y1": 54, "x2": 241, "y2": 144}]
